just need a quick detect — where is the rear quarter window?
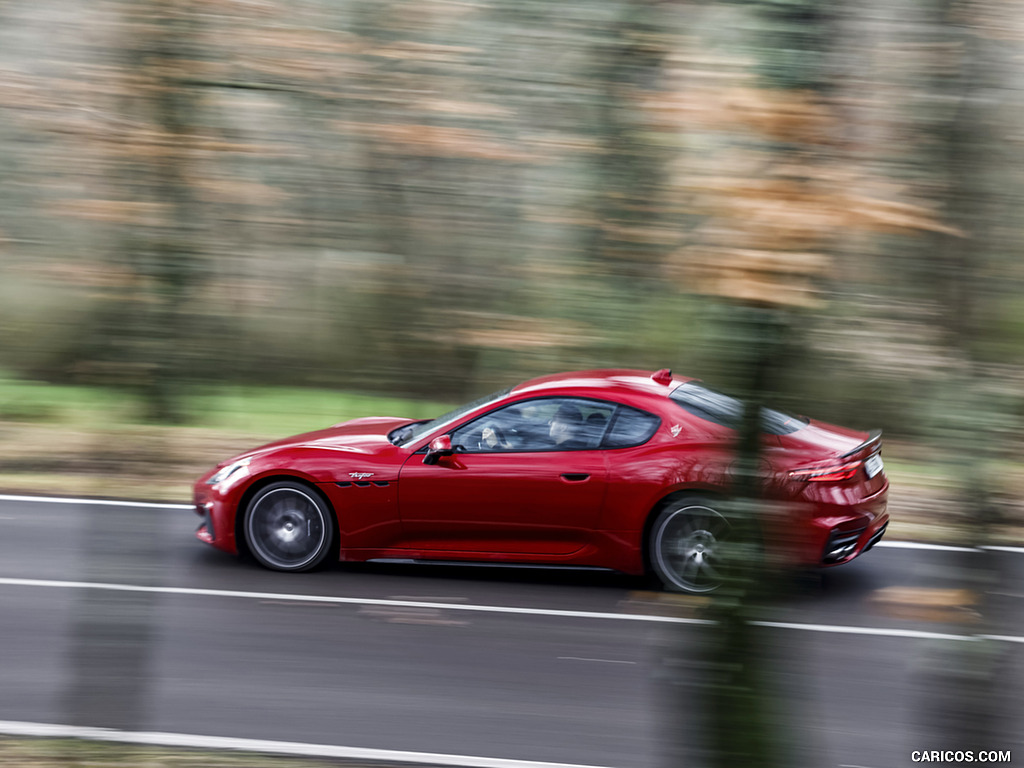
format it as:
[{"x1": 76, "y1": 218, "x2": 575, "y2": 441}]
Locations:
[
  {"x1": 669, "y1": 382, "x2": 805, "y2": 435},
  {"x1": 603, "y1": 406, "x2": 661, "y2": 448}
]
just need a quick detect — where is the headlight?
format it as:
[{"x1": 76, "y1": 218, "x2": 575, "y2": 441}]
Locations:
[{"x1": 207, "y1": 457, "x2": 251, "y2": 485}]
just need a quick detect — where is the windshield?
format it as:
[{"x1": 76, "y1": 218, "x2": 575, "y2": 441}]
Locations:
[
  {"x1": 669, "y1": 382, "x2": 806, "y2": 435},
  {"x1": 389, "y1": 386, "x2": 514, "y2": 447}
]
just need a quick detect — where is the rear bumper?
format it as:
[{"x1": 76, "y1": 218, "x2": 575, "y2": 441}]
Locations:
[
  {"x1": 806, "y1": 484, "x2": 889, "y2": 567},
  {"x1": 759, "y1": 472, "x2": 890, "y2": 569},
  {"x1": 819, "y1": 518, "x2": 888, "y2": 565}
]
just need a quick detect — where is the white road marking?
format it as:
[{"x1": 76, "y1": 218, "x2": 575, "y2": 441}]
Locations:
[
  {"x1": 750, "y1": 620, "x2": 975, "y2": 642},
  {"x1": 558, "y1": 657, "x2": 637, "y2": 664},
  {"x1": 984, "y1": 634, "x2": 1024, "y2": 644},
  {"x1": 0, "y1": 576, "x2": 710, "y2": 625},
  {"x1": 878, "y1": 541, "x2": 1024, "y2": 555},
  {"x1": 0, "y1": 720, "x2": 612, "y2": 768},
  {"x1": 875, "y1": 541, "x2": 977, "y2": 553},
  {"x1": 0, "y1": 494, "x2": 191, "y2": 510},
  {"x1": 388, "y1": 595, "x2": 470, "y2": 602},
  {"x1": 0, "y1": 576, "x2": 1022, "y2": 644}
]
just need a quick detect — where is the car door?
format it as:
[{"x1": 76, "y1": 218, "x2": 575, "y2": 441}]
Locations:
[{"x1": 396, "y1": 397, "x2": 614, "y2": 556}]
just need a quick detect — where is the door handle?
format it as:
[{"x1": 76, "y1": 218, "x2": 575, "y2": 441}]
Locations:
[{"x1": 560, "y1": 473, "x2": 590, "y2": 482}]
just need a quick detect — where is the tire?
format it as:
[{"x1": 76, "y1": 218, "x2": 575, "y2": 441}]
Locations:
[
  {"x1": 649, "y1": 497, "x2": 730, "y2": 594},
  {"x1": 243, "y1": 481, "x2": 335, "y2": 572}
]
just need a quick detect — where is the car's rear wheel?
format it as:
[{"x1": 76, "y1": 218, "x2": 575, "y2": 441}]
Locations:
[
  {"x1": 244, "y1": 481, "x2": 334, "y2": 572},
  {"x1": 649, "y1": 497, "x2": 730, "y2": 593}
]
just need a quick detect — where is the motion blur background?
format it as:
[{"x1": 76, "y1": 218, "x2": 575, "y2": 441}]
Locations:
[
  {"x1": 2, "y1": 0, "x2": 1023, "y2": 529},
  {"x1": 1, "y1": 0, "x2": 1023, "y2": 536},
  {"x1": 0, "y1": 0, "x2": 1022, "y2": 765}
]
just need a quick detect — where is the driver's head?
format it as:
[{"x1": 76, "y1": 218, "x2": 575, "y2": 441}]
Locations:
[{"x1": 549, "y1": 403, "x2": 583, "y2": 445}]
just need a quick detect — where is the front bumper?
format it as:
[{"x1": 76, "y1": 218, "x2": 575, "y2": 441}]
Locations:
[
  {"x1": 192, "y1": 482, "x2": 239, "y2": 555},
  {"x1": 195, "y1": 501, "x2": 215, "y2": 544}
]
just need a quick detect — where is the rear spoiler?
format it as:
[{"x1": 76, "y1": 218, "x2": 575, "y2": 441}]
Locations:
[{"x1": 840, "y1": 429, "x2": 882, "y2": 459}]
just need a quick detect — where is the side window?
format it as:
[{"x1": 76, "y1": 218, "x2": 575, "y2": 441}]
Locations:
[
  {"x1": 603, "y1": 406, "x2": 661, "y2": 448},
  {"x1": 451, "y1": 398, "x2": 616, "y2": 453},
  {"x1": 451, "y1": 404, "x2": 530, "y2": 453}
]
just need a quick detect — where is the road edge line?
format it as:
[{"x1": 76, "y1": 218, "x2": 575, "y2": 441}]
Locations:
[
  {"x1": 0, "y1": 494, "x2": 191, "y2": 510},
  {"x1": 2, "y1": 577, "x2": 1024, "y2": 643},
  {"x1": 0, "y1": 720, "x2": 612, "y2": 768},
  {"x1": 0, "y1": 576, "x2": 711, "y2": 625}
]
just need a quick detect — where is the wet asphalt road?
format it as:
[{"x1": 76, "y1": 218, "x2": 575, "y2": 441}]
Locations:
[{"x1": 0, "y1": 497, "x2": 1020, "y2": 768}]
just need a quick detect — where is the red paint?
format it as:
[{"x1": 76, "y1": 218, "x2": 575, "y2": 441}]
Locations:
[{"x1": 193, "y1": 369, "x2": 889, "y2": 581}]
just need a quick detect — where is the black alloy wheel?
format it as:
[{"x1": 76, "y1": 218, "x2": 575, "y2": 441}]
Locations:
[
  {"x1": 244, "y1": 481, "x2": 335, "y2": 572},
  {"x1": 649, "y1": 497, "x2": 730, "y2": 593}
]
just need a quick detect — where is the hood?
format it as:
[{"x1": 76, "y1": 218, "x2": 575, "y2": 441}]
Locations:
[{"x1": 227, "y1": 416, "x2": 416, "y2": 464}]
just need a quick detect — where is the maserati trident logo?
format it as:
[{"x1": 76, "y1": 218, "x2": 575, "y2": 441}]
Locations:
[
  {"x1": 349, "y1": 472, "x2": 375, "y2": 480},
  {"x1": 670, "y1": 424, "x2": 682, "y2": 438}
]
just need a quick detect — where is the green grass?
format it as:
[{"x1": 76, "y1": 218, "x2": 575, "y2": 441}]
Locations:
[
  {"x1": 0, "y1": 376, "x2": 143, "y2": 427},
  {"x1": 185, "y1": 386, "x2": 454, "y2": 436},
  {"x1": 0, "y1": 372, "x2": 454, "y2": 437}
]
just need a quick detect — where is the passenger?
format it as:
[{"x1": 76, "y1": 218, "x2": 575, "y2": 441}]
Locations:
[
  {"x1": 548, "y1": 403, "x2": 588, "y2": 450},
  {"x1": 582, "y1": 411, "x2": 608, "y2": 445}
]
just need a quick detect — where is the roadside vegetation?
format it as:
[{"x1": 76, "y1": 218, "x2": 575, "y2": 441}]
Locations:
[{"x1": 0, "y1": 737, "x2": 395, "y2": 768}]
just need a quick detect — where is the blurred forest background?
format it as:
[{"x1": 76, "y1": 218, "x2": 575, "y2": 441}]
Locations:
[{"x1": 0, "y1": 0, "x2": 1022, "y2": 531}]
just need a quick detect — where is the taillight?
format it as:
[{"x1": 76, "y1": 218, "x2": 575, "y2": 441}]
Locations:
[{"x1": 788, "y1": 460, "x2": 863, "y2": 482}]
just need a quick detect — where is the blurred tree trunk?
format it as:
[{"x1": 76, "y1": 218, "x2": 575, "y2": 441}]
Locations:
[
  {"x1": 694, "y1": 2, "x2": 834, "y2": 767},
  {"x1": 591, "y1": 0, "x2": 676, "y2": 282},
  {"x1": 143, "y1": 0, "x2": 202, "y2": 422},
  {"x1": 917, "y1": 0, "x2": 1007, "y2": 754},
  {"x1": 700, "y1": 311, "x2": 790, "y2": 768},
  {"x1": 89, "y1": 0, "x2": 203, "y2": 422}
]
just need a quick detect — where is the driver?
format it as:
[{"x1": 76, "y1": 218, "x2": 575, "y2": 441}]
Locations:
[
  {"x1": 478, "y1": 408, "x2": 518, "y2": 450},
  {"x1": 480, "y1": 423, "x2": 510, "y2": 450}
]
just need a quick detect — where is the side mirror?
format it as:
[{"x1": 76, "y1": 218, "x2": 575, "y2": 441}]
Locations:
[{"x1": 423, "y1": 434, "x2": 454, "y2": 465}]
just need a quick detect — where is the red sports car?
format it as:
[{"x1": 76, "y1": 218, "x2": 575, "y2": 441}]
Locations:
[{"x1": 193, "y1": 369, "x2": 889, "y2": 593}]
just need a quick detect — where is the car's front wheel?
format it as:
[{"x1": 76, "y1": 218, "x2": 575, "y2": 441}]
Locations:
[
  {"x1": 243, "y1": 481, "x2": 335, "y2": 572},
  {"x1": 649, "y1": 497, "x2": 730, "y2": 593}
]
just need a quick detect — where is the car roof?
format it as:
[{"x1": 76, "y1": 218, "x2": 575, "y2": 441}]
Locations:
[{"x1": 511, "y1": 369, "x2": 695, "y2": 402}]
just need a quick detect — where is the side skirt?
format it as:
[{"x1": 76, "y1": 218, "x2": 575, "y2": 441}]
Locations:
[{"x1": 365, "y1": 558, "x2": 616, "y2": 572}]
